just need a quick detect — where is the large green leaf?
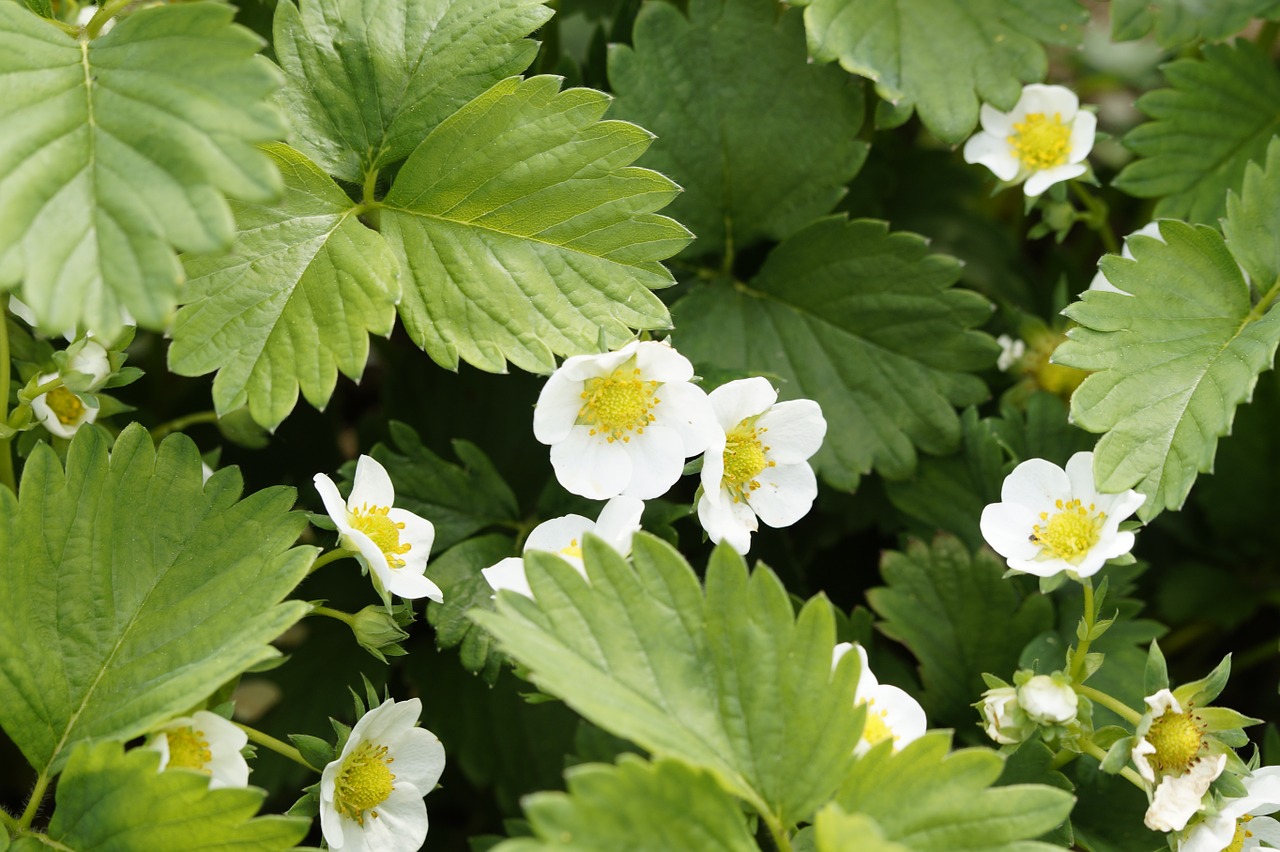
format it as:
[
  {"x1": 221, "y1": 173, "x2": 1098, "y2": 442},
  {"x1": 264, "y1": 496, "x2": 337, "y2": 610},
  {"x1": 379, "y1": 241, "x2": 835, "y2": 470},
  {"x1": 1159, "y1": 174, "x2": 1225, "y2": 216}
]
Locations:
[
  {"x1": 472, "y1": 535, "x2": 862, "y2": 828},
  {"x1": 607, "y1": 0, "x2": 866, "y2": 260},
  {"x1": 273, "y1": 0, "x2": 552, "y2": 183},
  {"x1": 0, "y1": 2, "x2": 283, "y2": 338},
  {"x1": 673, "y1": 217, "x2": 998, "y2": 490},
  {"x1": 0, "y1": 424, "x2": 312, "y2": 775},
  {"x1": 424, "y1": 534, "x2": 514, "y2": 682},
  {"x1": 1112, "y1": 41, "x2": 1280, "y2": 226},
  {"x1": 380, "y1": 75, "x2": 691, "y2": 373},
  {"x1": 867, "y1": 536, "x2": 1054, "y2": 735},
  {"x1": 495, "y1": 756, "x2": 758, "y2": 851},
  {"x1": 791, "y1": 0, "x2": 1086, "y2": 144},
  {"x1": 835, "y1": 732, "x2": 1075, "y2": 851},
  {"x1": 24, "y1": 742, "x2": 308, "y2": 851},
  {"x1": 1055, "y1": 154, "x2": 1280, "y2": 519},
  {"x1": 1111, "y1": 0, "x2": 1280, "y2": 47},
  {"x1": 169, "y1": 144, "x2": 399, "y2": 430}
]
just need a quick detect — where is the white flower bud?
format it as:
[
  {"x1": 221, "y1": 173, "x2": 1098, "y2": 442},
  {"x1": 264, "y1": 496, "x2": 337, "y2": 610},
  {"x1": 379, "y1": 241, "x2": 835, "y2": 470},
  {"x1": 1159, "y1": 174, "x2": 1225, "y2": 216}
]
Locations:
[
  {"x1": 1017, "y1": 674, "x2": 1079, "y2": 725},
  {"x1": 979, "y1": 686, "x2": 1034, "y2": 745}
]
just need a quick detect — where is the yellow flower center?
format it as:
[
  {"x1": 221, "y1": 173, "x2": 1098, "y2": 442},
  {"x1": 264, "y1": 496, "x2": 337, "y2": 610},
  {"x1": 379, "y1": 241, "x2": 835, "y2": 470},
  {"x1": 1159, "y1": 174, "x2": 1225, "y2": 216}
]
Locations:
[
  {"x1": 334, "y1": 741, "x2": 396, "y2": 825},
  {"x1": 1226, "y1": 815, "x2": 1254, "y2": 852},
  {"x1": 577, "y1": 361, "x2": 659, "y2": 443},
  {"x1": 350, "y1": 504, "x2": 411, "y2": 568},
  {"x1": 860, "y1": 698, "x2": 895, "y2": 748},
  {"x1": 721, "y1": 421, "x2": 775, "y2": 501},
  {"x1": 1145, "y1": 709, "x2": 1205, "y2": 775},
  {"x1": 1008, "y1": 112, "x2": 1071, "y2": 170},
  {"x1": 165, "y1": 726, "x2": 212, "y2": 773},
  {"x1": 46, "y1": 386, "x2": 86, "y2": 426},
  {"x1": 559, "y1": 538, "x2": 583, "y2": 560},
  {"x1": 1031, "y1": 499, "x2": 1106, "y2": 564}
]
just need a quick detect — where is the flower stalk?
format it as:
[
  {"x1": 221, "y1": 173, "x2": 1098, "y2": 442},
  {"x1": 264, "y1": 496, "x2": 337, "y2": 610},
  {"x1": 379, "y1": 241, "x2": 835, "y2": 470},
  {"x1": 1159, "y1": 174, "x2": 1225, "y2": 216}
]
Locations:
[
  {"x1": 1078, "y1": 737, "x2": 1147, "y2": 791},
  {"x1": 233, "y1": 721, "x2": 317, "y2": 773},
  {"x1": 0, "y1": 296, "x2": 13, "y2": 493},
  {"x1": 1074, "y1": 682, "x2": 1143, "y2": 726},
  {"x1": 1068, "y1": 577, "x2": 1096, "y2": 683}
]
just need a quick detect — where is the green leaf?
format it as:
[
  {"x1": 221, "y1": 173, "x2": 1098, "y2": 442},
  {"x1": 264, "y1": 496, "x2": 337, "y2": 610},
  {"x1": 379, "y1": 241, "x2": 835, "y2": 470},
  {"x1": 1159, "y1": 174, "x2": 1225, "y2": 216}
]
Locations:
[
  {"x1": 169, "y1": 144, "x2": 399, "y2": 430},
  {"x1": 791, "y1": 0, "x2": 1086, "y2": 144},
  {"x1": 425, "y1": 534, "x2": 515, "y2": 682},
  {"x1": 367, "y1": 422, "x2": 519, "y2": 552},
  {"x1": 273, "y1": 0, "x2": 552, "y2": 183},
  {"x1": 606, "y1": 0, "x2": 866, "y2": 260},
  {"x1": 1111, "y1": 0, "x2": 1279, "y2": 47},
  {"x1": 835, "y1": 732, "x2": 1076, "y2": 851},
  {"x1": 471, "y1": 535, "x2": 862, "y2": 827},
  {"x1": 867, "y1": 536, "x2": 1054, "y2": 734},
  {"x1": 1055, "y1": 215, "x2": 1280, "y2": 519},
  {"x1": 1112, "y1": 41, "x2": 1280, "y2": 226},
  {"x1": 381, "y1": 75, "x2": 690, "y2": 373},
  {"x1": 496, "y1": 756, "x2": 758, "y2": 851},
  {"x1": 673, "y1": 218, "x2": 998, "y2": 489},
  {"x1": 0, "y1": 2, "x2": 284, "y2": 338},
  {"x1": 813, "y1": 807, "x2": 912, "y2": 852},
  {"x1": 41, "y1": 741, "x2": 308, "y2": 850},
  {"x1": 0, "y1": 424, "x2": 312, "y2": 775}
]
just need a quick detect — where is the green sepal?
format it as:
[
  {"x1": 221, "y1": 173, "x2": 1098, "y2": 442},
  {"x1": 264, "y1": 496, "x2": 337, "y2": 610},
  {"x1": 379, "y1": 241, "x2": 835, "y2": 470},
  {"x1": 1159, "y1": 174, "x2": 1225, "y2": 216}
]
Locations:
[
  {"x1": 1098, "y1": 736, "x2": 1134, "y2": 775},
  {"x1": 1199, "y1": 707, "x2": 1264, "y2": 733},
  {"x1": 1144, "y1": 641, "x2": 1170, "y2": 695},
  {"x1": 285, "y1": 788, "x2": 321, "y2": 819},
  {"x1": 1173, "y1": 654, "x2": 1231, "y2": 709},
  {"x1": 288, "y1": 734, "x2": 336, "y2": 771}
]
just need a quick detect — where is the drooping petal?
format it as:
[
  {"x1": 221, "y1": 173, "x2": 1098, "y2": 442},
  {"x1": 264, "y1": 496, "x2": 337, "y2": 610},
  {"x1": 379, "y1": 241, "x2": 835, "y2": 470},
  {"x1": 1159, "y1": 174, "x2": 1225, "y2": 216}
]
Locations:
[
  {"x1": 633, "y1": 339, "x2": 695, "y2": 383},
  {"x1": 707, "y1": 377, "x2": 777, "y2": 431},
  {"x1": 979, "y1": 502, "x2": 1042, "y2": 561},
  {"x1": 963, "y1": 131, "x2": 1020, "y2": 181},
  {"x1": 1024, "y1": 162, "x2": 1087, "y2": 197},
  {"x1": 697, "y1": 489, "x2": 756, "y2": 554},
  {"x1": 1145, "y1": 755, "x2": 1226, "y2": 832},
  {"x1": 314, "y1": 473, "x2": 353, "y2": 534},
  {"x1": 482, "y1": 557, "x2": 532, "y2": 597},
  {"x1": 747, "y1": 462, "x2": 818, "y2": 528},
  {"x1": 756, "y1": 399, "x2": 826, "y2": 463},
  {"x1": 621, "y1": 424, "x2": 689, "y2": 499},
  {"x1": 1180, "y1": 812, "x2": 1236, "y2": 852},
  {"x1": 550, "y1": 425, "x2": 633, "y2": 499},
  {"x1": 593, "y1": 495, "x2": 645, "y2": 555},
  {"x1": 533, "y1": 372, "x2": 587, "y2": 444},
  {"x1": 652, "y1": 380, "x2": 718, "y2": 455},
  {"x1": 1066, "y1": 110, "x2": 1097, "y2": 164}
]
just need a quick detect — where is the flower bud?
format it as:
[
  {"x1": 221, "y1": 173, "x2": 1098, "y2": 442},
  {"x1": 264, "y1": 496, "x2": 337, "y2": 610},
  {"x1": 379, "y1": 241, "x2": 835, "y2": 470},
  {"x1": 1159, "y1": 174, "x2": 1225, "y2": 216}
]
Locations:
[
  {"x1": 348, "y1": 605, "x2": 411, "y2": 662},
  {"x1": 1017, "y1": 673, "x2": 1078, "y2": 725},
  {"x1": 979, "y1": 686, "x2": 1035, "y2": 745}
]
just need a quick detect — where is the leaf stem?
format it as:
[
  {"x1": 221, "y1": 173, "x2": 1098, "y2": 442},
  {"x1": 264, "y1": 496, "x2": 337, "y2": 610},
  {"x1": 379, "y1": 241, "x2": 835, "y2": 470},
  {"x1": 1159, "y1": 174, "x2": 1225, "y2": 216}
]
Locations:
[
  {"x1": 362, "y1": 168, "x2": 379, "y2": 207},
  {"x1": 309, "y1": 547, "x2": 358, "y2": 575},
  {"x1": 762, "y1": 814, "x2": 793, "y2": 852},
  {"x1": 150, "y1": 410, "x2": 219, "y2": 441},
  {"x1": 1068, "y1": 577, "x2": 1095, "y2": 683},
  {"x1": 1, "y1": 806, "x2": 22, "y2": 834},
  {"x1": 1074, "y1": 683, "x2": 1143, "y2": 725},
  {"x1": 0, "y1": 297, "x2": 14, "y2": 493},
  {"x1": 1079, "y1": 737, "x2": 1147, "y2": 791},
  {"x1": 1070, "y1": 183, "x2": 1119, "y2": 255},
  {"x1": 311, "y1": 604, "x2": 354, "y2": 626},
  {"x1": 233, "y1": 722, "x2": 318, "y2": 773},
  {"x1": 84, "y1": 0, "x2": 131, "y2": 38},
  {"x1": 18, "y1": 769, "x2": 51, "y2": 830}
]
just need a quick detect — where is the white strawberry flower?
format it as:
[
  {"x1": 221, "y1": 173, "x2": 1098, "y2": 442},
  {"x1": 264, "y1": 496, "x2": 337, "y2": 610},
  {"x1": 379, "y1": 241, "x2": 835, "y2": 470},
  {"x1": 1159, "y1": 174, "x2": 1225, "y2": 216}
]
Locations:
[
  {"x1": 963, "y1": 84, "x2": 1096, "y2": 197},
  {"x1": 147, "y1": 710, "x2": 249, "y2": 790},
  {"x1": 30, "y1": 340, "x2": 112, "y2": 439},
  {"x1": 834, "y1": 642, "x2": 927, "y2": 755},
  {"x1": 1179, "y1": 766, "x2": 1280, "y2": 852}
]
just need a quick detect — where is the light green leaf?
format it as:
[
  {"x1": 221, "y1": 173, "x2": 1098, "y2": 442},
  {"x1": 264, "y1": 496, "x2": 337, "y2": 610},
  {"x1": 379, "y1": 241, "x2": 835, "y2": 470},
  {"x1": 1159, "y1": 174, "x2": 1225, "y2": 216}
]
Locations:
[
  {"x1": 607, "y1": 0, "x2": 866, "y2": 259},
  {"x1": 1055, "y1": 194, "x2": 1280, "y2": 519},
  {"x1": 273, "y1": 0, "x2": 552, "y2": 183},
  {"x1": 38, "y1": 741, "x2": 308, "y2": 851},
  {"x1": 0, "y1": 2, "x2": 284, "y2": 338},
  {"x1": 813, "y1": 807, "x2": 912, "y2": 852},
  {"x1": 835, "y1": 732, "x2": 1075, "y2": 851},
  {"x1": 0, "y1": 424, "x2": 312, "y2": 775},
  {"x1": 867, "y1": 536, "x2": 1054, "y2": 734},
  {"x1": 791, "y1": 0, "x2": 1086, "y2": 143},
  {"x1": 472, "y1": 535, "x2": 862, "y2": 828},
  {"x1": 1111, "y1": 0, "x2": 1280, "y2": 47},
  {"x1": 673, "y1": 217, "x2": 998, "y2": 490},
  {"x1": 169, "y1": 144, "x2": 399, "y2": 430},
  {"x1": 381, "y1": 75, "x2": 691, "y2": 373},
  {"x1": 495, "y1": 756, "x2": 758, "y2": 851},
  {"x1": 1112, "y1": 41, "x2": 1280, "y2": 226}
]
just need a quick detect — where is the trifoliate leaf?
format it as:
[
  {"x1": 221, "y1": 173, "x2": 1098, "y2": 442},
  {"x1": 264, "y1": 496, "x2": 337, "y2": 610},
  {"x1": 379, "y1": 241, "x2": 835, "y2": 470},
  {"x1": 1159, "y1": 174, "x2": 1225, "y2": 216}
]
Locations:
[
  {"x1": 791, "y1": 0, "x2": 1086, "y2": 144},
  {"x1": 1112, "y1": 41, "x2": 1280, "y2": 226},
  {"x1": 1111, "y1": 0, "x2": 1280, "y2": 47},
  {"x1": 472, "y1": 535, "x2": 862, "y2": 828},
  {"x1": 835, "y1": 732, "x2": 1075, "y2": 851},
  {"x1": 1055, "y1": 209, "x2": 1280, "y2": 519},
  {"x1": 39, "y1": 742, "x2": 308, "y2": 851},
  {"x1": 273, "y1": 0, "x2": 552, "y2": 183},
  {"x1": 0, "y1": 424, "x2": 312, "y2": 774},
  {"x1": 673, "y1": 217, "x2": 998, "y2": 490},
  {"x1": 0, "y1": 2, "x2": 284, "y2": 338},
  {"x1": 496, "y1": 756, "x2": 757, "y2": 851},
  {"x1": 425, "y1": 534, "x2": 515, "y2": 683},
  {"x1": 380, "y1": 75, "x2": 691, "y2": 373},
  {"x1": 867, "y1": 536, "x2": 1053, "y2": 735},
  {"x1": 607, "y1": 0, "x2": 866, "y2": 260},
  {"x1": 169, "y1": 144, "x2": 399, "y2": 430}
]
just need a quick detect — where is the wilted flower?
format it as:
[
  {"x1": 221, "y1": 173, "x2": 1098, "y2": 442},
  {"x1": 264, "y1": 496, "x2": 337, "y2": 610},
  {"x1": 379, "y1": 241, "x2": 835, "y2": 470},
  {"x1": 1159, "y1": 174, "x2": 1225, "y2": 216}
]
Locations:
[
  {"x1": 147, "y1": 710, "x2": 249, "y2": 790},
  {"x1": 1147, "y1": 754, "x2": 1228, "y2": 833},
  {"x1": 963, "y1": 84, "x2": 1096, "y2": 197},
  {"x1": 834, "y1": 642, "x2": 927, "y2": 755}
]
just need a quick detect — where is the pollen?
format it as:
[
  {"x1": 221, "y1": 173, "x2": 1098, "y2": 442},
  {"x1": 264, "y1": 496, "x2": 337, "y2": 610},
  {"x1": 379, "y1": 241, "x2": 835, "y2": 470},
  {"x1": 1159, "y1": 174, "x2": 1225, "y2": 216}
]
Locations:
[
  {"x1": 1145, "y1": 708, "x2": 1205, "y2": 775},
  {"x1": 559, "y1": 538, "x2": 583, "y2": 560},
  {"x1": 1008, "y1": 112, "x2": 1071, "y2": 170},
  {"x1": 721, "y1": 421, "x2": 774, "y2": 501},
  {"x1": 1227, "y1": 815, "x2": 1254, "y2": 852},
  {"x1": 1031, "y1": 498, "x2": 1105, "y2": 564},
  {"x1": 350, "y1": 504, "x2": 411, "y2": 568},
  {"x1": 860, "y1": 698, "x2": 896, "y2": 748},
  {"x1": 577, "y1": 362, "x2": 659, "y2": 443},
  {"x1": 164, "y1": 726, "x2": 213, "y2": 773},
  {"x1": 46, "y1": 386, "x2": 86, "y2": 426},
  {"x1": 335, "y1": 741, "x2": 396, "y2": 825}
]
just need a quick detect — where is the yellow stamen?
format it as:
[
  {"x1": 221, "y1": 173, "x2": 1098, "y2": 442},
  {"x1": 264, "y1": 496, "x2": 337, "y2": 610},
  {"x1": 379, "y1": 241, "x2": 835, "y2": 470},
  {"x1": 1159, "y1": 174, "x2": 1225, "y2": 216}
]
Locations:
[
  {"x1": 1145, "y1": 709, "x2": 1205, "y2": 775},
  {"x1": 164, "y1": 726, "x2": 213, "y2": 773},
  {"x1": 334, "y1": 741, "x2": 396, "y2": 826},
  {"x1": 46, "y1": 386, "x2": 86, "y2": 426},
  {"x1": 350, "y1": 504, "x2": 411, "y2": 568},
  {"x1": 1031, "y1": 499, "x2": 1105, "y2": 564},
  {"x1": 559, "y1": 538, "x2": 583, "y2": 560},
  {"x1": 1008, "y1": 112, "x2": 1071, "y2": 170},
  {"x1": 1226, "y1": 814, "x2": 1254, "y2": 852},
  {"x1": 576, "y1": 361, "x2": 659, "y2": 443},
  {"x1": 860, "y1": 698, "x2": 896, "y2": 748},
  {"x1": 721, "y1": 420, "x2": 774, "y2": 502}
]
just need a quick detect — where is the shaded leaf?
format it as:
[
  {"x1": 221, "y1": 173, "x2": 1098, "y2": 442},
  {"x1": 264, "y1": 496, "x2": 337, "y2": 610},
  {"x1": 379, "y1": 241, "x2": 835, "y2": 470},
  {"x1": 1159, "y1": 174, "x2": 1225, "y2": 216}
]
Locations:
[
  {"x1": 1111, "y1": 0, "x2": 1280, "y2": 47},
  {"x1": 425, "y1": 534, "x2": 515, "y2": 682}
]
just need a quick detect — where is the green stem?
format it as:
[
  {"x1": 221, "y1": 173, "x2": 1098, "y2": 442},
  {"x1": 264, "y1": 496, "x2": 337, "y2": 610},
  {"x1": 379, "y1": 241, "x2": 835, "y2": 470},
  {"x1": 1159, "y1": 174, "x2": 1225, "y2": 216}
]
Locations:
[
  {"x1": 763, "y1": 816, "x2": 793, "y2": 852},
  {"x1": 311, "y1": 605, "x2": 355, "y2": 626},
  {"x1": 1048, "y1": 749, "x2": 1079, "y2": 771},
  {"x1": 1, "y1": 807, "x2": 21, "y2": 835},
  {"x1": 150, "y1": 410, "x2": 219, "y2": 441},
  {"x1": 1257, "y1": 19, "x2": 1280, "y2": 53},
  {"x1": 1079, "y1": 738, "x2": 1148, "y2": 791},
  {"x1": 22, "y1": 376, "x2": 64, "y2": 401},
  {"x1": 233, "y1": 722, "x2": 317, "y2": 773},
  {"x1": 0, "y1": 296, "x2": 14, "y2": 494},
  {"x1": 1069, "y1": 577, "x2": 1095, "y2": 683},
  {"x1": 309, "y1": 547, "x2": 358, "y2": 575},
  {"x1": 1074, "y1": 683, "x2": 1143, "y2": 726},
  {"x1": 84, "y1": 0, "x2": 131, "y2": 37},
  {"x1": 18, "y1": 770, "x2": 51, "y2": 830},
  {"x1": 362, "y1": 168, "x2": 379, "y2": 207},
  {"x1": 1070, "y1": 183, "x2": 1120, "y2": 255}
]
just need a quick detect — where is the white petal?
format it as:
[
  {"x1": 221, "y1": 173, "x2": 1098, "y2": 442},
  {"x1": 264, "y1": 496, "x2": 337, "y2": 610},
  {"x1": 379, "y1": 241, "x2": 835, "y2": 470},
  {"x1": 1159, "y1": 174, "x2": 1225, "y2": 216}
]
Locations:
[
  {"x1": 1145, "y1": 689, "x2": 1183, "y2": 716},
  {"x1": 757, "y1": 399, "x2": 826, "y2": 463},
  {"x1": 382, "y1": 564, "x2": 444, "y2": 603},
  {"x1": 1018, "y1": 84, "x2": 1079, "y2": 121},
  {"x1": 532, "y1": 371, "x2": 586, "y2": 445},
  {"x1": 593, "y1": 496, "x2": 645, "y2": 555},
  {"x1": 148, "y1": 731, "x2": 171, "y2": 770},
  {"x1": 978, "y1": 102, "x2": 1015, "y2": 136},
  {"x1": 963, "y1": 131, "x2": 1021, "y2": 181},
  {"x1": 388, "y1": 508, "x2": 435, "y2": 569},
  {"x1": 652, "y1": 380, "x2": 718, "y2": 455},
  {"x1": 871, "y1": 684, "x2": 928, "y2": 748},
  {"x1": 525, "y1": 515, "x2": 593, "y2": 567},
  {"x1": 707, "y1": 377, "x2": 777, "y2": 430},
  {"x1": 388, "y1": 732, "x2": 446, "y2": 794},
  {"x1": 632, "y1": 339, "x2": 694, "y2": 382},
  {"x1": 67, "y1": 340, "x2": 111, "y2": 389},
  {"x1": 1001, "y1": 458, "x2": 1069, "y2": 509},
  {"x1": 1243, "y1": 767, "x2": 1280, "y2": 815},
  {"x1": 697, "y1": 490, "x2": 756, "y2": 554},
  {"x1": 350, "y1": 455, "x2": 395, "y2": 510},
  {"x1": 979, "y1": 503, "x2": 1042, "y2": 561},
  {"x1": 1247, "y1": 816, "x2": 1280, "y2": 845},
  {"x1": 1063, "y1": 452, "x2": 1097, "y2": 499},
  {"x1": 1180, "y1": 812, "x2": 1235, "y2": 852},
  {"x1": 550, "y1": 426, "x2": 633, "y2": 499},
  {"x1": 558, "y1": 343, "x2": 637, "y2": 381},
  {"x1": 619, "y1": 424, "x2": 686, "y2": 499},
  {"x1": 321, "y1": 801, "x2": 347, "y2": 850},
  {"x1": 356, "y1": 783, "x2": 428, "y2": 852},
  {"x1": 354, "y1": 698, "x2": 421, "y2": 746},
  {"x1": 482, "y1": 557, "x2": 532, "y2": 597},
  {"x1": 192, "y1": 711, "x2": 249, "y2": 790},
  {"x1": 1088, "y1": 268, "x2": 1128, "y2": 295},
  {"x1": 1145, "y1": 755, "x2": 1226, "y2": 832},
  {"x1": 1066, "y1": 109, "x2": 1096, "y2": 163},
  {"x1": 7, "y1": 295, "x2": 37, "y2": 326},
  {"x1": 747, "y1": 462, "x2": 817, "y2": 528},
  {"x1": 1132, "y1": 737, "x2": 1157, "y2": 783},
  {"x1": 1005, "y1": 554, "x2": 1071, "y2": 578},
  {"x1": 1024, "y1": 163, "x2": 1086, "y2": 197},
  {"x1": 853, "y1": 644, "x2": 878, "y2": 698},
  {"x1": 314, "y1": 473, "x2": 354, "y2": 534}
]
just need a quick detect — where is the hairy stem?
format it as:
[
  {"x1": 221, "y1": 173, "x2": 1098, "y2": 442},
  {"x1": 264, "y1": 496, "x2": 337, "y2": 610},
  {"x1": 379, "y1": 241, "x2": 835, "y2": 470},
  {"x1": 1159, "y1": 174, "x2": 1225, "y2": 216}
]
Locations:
[
  {"x1": 234, "y1": 722, "x2": 317, "y2": 773},
  {"x1": 18, "y1": 769, "x2": 51, "y2": 830}
]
